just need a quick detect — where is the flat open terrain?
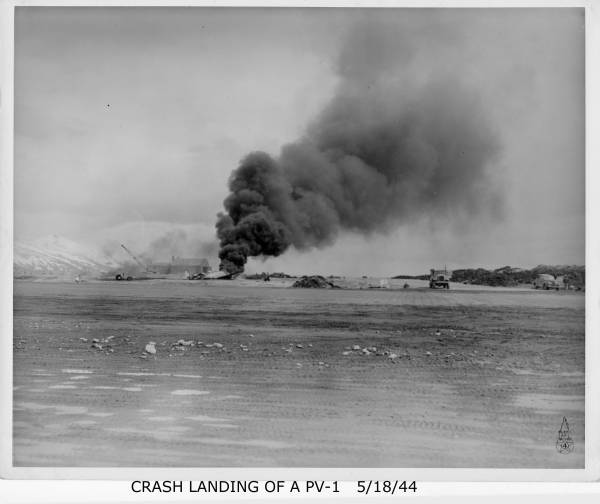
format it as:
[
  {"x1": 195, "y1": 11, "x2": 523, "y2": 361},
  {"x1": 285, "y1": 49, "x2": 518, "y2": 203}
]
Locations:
[{"x1": 13, "y1": 279, "x2": 585, "y2": 467}]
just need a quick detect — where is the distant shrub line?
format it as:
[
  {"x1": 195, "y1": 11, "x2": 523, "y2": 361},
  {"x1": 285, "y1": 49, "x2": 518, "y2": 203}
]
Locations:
[{"x1": 393, "y1": 265, "x2": 585, "y2": 288}]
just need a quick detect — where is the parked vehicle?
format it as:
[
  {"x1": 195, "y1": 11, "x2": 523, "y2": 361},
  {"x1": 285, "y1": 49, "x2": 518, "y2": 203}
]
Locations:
[
  {"x1": 532, "y1": 274, "x2": 560, "y2": 290},
  {"x1": 429, "y1": 268, "x2": 451, "y2": 289}
]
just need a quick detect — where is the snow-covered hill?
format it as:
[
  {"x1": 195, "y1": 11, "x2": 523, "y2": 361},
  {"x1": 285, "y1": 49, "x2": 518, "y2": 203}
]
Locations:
[{"x1": 14, "y1": 235, "x2": 118, "y2": 278}]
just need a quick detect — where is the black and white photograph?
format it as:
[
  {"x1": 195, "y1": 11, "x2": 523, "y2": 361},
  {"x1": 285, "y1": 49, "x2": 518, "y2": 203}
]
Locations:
[{"x1": 3, "y1": 2, "x2": 592, "y2": 475}]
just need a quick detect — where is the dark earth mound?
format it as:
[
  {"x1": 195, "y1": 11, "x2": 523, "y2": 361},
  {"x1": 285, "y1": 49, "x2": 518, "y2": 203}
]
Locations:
[{"x1": 292, "y1": 275, "x2": 340, "y2": 289}]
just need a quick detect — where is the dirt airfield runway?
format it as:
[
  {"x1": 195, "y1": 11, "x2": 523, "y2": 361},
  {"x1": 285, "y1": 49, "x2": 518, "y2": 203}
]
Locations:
[{"x1": 13, "y1": 279, "x2": 584, "y2": 467}]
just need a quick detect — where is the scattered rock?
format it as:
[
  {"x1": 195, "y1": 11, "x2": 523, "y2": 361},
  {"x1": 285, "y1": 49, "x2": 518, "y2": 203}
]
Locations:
[
  {"x1": 92, "y1": 338, "x2": 100, "y2": 343},
  {"x1": 79, "y1": 337, "x2": 88, "y2": 342},
  {"x1": 342, "y1": 351, "x2": 352, "y2": 356},
  {"x1": 389, "y1": 353, "x2": 398, "y2": 359},
  {"x1": 296, "y1": 344, "x2": 303, "y2": 349},
  {"x1": 352, "y1": 345, "x2": 361, "y2": 351},
  {"x1": 213, "y1": 343, "x2": 223, "y2": 349},
  {"x1": 425, "y1": 351, "x2": 432, "y2": 356},
  {"x1": 145, "y1": 342, "x2": 157, "y2": 355}
]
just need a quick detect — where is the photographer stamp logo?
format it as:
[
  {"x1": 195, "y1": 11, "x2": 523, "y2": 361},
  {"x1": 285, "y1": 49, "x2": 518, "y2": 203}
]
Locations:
[{"x1": 556, "y1": 417, "x2": 574, "y2": 454}]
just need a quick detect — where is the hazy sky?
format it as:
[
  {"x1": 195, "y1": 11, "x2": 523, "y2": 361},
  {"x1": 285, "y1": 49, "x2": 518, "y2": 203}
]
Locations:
[{"x1": 14, "y1": 7, "x2": 585, "y2": 275}]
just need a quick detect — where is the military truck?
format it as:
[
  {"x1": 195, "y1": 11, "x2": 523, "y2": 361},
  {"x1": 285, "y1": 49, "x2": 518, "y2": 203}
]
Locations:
[{"x1": 429, "y1": 268, "x2": 451, "y2": 289}]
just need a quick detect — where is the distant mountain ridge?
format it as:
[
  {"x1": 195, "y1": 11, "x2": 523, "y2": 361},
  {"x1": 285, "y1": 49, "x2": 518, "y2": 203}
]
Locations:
[
  {"x1": 14, "y1": 235, "x2": 117, "y2": 279},
  {"x1": 14, "y1": 236, "x2": 586, "y2": 287}
]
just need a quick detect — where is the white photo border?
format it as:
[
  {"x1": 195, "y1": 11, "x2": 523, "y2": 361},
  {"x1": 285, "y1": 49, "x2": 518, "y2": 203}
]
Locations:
[{"x1": 0, "y1": 0, "x2": 598, "y2": 492}]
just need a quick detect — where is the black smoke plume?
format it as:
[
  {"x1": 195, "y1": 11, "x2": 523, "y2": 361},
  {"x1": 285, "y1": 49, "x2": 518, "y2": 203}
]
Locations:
[{"x1": 216, "y1": 19, "x2": 501, "y2": 274}]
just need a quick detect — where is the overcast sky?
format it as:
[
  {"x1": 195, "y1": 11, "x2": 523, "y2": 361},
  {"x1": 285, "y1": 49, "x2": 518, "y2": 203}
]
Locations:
[{"x1": 14, "y1": 7, "x2": 584, "y2": 275}]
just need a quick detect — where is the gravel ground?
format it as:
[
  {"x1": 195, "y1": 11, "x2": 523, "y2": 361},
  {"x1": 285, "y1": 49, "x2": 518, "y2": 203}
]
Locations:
[{"x1": 13, "y1": 280, "x2": 584, "y2": 467}]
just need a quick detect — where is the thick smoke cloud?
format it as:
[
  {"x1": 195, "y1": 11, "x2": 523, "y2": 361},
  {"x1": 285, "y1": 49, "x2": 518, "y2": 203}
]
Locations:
[
  {"x1": 102, "y1": 230, "x2": 218, "y2": 267},
  {"x1": 216, "y1": 18, "x2": 502, "y2": 274},
  {"x1": 147, "y1": 229, "x2": 218, "y2": 262}
]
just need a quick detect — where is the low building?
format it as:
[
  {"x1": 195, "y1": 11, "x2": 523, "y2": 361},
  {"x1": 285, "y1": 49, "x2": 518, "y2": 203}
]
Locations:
[{"x1": 151, "y1": 257, "x2": 211, "y2": 275}]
